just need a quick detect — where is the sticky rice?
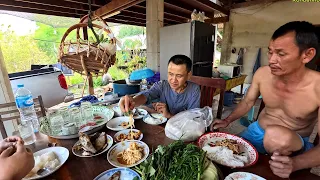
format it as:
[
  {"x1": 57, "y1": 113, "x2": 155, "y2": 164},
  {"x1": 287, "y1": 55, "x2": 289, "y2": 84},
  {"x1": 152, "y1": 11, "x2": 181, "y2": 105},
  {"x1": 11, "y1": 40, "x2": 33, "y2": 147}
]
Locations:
[
  {"x1": 202, "y1": 145, "x2": 248, "y2": 167},
  {"x1": 25, "y1": 151, "x2": 60, "y2": 178}
]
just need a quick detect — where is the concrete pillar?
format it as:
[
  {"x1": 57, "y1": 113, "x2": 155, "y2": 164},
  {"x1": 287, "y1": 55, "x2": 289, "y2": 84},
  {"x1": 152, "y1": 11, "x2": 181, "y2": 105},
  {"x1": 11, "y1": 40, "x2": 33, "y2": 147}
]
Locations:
[
  {"x1": 146, "y1": 0, "x2": 164, "y2": 72},
  {"x1": 0, "y1": 45, "x2": 16, "y2": 139},
  {"x1": 220, "y1": 19, "x2": 233, "y2": 64}
]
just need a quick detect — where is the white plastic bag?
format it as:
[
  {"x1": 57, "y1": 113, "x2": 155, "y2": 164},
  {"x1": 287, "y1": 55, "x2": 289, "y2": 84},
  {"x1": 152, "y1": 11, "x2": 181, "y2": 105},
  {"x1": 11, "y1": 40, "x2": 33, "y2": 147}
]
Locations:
[{"x1": 165, "y1": 106, "x2": 213, "y2": 142}]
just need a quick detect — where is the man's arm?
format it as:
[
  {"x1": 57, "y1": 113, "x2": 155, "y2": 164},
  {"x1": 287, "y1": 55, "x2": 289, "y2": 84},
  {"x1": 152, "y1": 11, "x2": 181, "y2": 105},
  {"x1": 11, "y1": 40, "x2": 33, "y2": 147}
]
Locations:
[
  {"x1": 292, "y1": 101, "x2": 320, "y2": 171},
  {"x1": 224, "y1": 69, "x2": 262, "y2": 123},
  {"x1": 187, "y1": 85, "x2": 201, "y2": 109}
]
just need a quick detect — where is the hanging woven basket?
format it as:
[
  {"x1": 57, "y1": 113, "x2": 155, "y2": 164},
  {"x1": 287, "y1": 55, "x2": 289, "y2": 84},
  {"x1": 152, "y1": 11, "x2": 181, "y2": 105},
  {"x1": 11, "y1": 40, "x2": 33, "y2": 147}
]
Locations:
[{"x1": 59, "y1": 15, "x2": 117, "y2": 77}]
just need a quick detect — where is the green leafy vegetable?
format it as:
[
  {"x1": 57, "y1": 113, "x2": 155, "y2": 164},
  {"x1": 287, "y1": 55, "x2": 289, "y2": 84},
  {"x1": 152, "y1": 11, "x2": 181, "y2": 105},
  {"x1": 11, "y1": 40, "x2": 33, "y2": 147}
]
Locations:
[{"x1": 134, "y1": 140, "x2": 206, "y2": 180}]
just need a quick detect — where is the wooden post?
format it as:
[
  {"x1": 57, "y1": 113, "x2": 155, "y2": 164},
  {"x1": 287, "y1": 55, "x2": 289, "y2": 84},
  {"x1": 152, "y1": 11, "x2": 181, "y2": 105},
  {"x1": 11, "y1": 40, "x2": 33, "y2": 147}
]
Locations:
[
  {"x1": 0, "y1": 45, "x2": 17, "y2": 139},
  {"x1": 88, "y1": 73, "x2": 94, "y2": 95}
]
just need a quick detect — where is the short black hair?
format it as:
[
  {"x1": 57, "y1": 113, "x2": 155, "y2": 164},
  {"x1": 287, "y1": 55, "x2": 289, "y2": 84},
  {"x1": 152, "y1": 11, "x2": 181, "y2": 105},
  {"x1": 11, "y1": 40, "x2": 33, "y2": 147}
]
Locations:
[
  {"x1": 168, "y1": 55, "x2": 192, "y2": 72},
  {"x1": 272, "y1": 21, "x2": 319, "y2": 61}
]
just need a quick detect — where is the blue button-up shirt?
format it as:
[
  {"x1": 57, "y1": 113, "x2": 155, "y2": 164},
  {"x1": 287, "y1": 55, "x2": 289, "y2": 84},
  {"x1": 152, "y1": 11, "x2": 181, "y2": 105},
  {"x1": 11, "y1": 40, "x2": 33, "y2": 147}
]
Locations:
[{"x1": 139, "y1": 80, "x2": 200, "y2": 115}]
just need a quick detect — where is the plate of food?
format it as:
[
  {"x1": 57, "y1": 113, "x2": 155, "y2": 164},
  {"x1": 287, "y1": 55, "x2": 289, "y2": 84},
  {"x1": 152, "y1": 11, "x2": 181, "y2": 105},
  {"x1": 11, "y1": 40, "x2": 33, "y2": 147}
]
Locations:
[
  {"x1": 107, "y1": 140, "x2": 149, "y2": 168},
  {"x1": 143, "y1": 113, "x2": 167, "y2": 125},
  {"x1": 132, "y1": 108, "x2": 148, "y2": 120},
  {"x1": 24, "y1": 147, "x2": 69, "y2": 180},
  {"x1": 225, "y1": 172, "x2": 266, "y2": 180},
  {"x1": 107, "y1": 117, "x2": 134, "y2": 131},
  {"x1": 72, "y1": 132, "x2": 113, "y2": 157},
  {"x1": 198, "y1": 132, "x2": 258, "y2": 168},
  {"x1": 94, "y1": 167, "x2": 141, "y2": 180},
  {"x1": 114, "y1": 129, "x2": 143, "y2": 142}
]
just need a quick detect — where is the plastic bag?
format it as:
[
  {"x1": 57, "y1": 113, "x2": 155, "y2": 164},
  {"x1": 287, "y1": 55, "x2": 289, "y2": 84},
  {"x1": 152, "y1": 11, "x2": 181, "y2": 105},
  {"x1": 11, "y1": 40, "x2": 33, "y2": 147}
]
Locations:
[{"x1": 165, "y1": 106, "x2": 213, "y2": 142}]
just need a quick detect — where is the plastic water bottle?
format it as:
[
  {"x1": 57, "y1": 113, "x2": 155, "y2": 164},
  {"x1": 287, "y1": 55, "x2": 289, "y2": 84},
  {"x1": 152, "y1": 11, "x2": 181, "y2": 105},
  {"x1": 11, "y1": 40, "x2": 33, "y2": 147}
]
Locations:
[{"x1": 15, "y1": 84, "x2": 39, "y2": 132}]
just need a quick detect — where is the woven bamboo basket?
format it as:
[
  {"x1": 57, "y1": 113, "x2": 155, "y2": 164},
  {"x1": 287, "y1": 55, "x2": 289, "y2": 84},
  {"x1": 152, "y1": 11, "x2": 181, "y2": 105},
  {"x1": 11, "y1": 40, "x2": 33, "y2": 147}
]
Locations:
[{"x1": 59, "y1": 15, "x2": 117, "y2": 94}]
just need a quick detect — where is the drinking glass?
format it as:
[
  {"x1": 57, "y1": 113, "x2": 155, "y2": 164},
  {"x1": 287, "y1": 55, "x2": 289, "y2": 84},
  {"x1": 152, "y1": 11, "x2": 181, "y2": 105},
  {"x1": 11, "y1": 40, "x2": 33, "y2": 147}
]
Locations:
[
  {"x1": 80, "y1": 102, "x2": 94, "y2": 124},
  {"x1": 69, "y1": 107, "x2": 84, "y2": 128},
  {"x1": 18, "y1": 121, "x2": 36, "y2": 145},
  {"x1": 59, "y1": 106, "x2": 71, "y2": 124},
  {"x1": 48, "y1": 111, "x2": 64, "y2": 135}
]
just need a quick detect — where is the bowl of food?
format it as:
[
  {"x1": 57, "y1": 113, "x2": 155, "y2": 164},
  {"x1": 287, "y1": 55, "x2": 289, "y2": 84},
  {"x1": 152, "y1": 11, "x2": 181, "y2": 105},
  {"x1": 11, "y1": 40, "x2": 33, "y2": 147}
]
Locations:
[
  {"x1": 198, "y1": 132, "x2": 258, "y2": 168},
  {"x1": 114, "y1": 129, "x2": 143, "y2": 142},
  {"x1": 107, "y1": 117, "x2": 134, "y2": 131},
  {"x1": 107, "y1": 140, "x2": 149, "y2": 168}
]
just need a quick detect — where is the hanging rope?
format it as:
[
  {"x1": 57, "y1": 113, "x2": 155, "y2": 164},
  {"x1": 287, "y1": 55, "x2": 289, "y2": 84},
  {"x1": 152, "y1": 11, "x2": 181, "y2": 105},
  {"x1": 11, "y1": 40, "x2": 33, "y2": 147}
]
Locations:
[{"x1": 87, "y1": 0, "x2": 101, "y2": 44}]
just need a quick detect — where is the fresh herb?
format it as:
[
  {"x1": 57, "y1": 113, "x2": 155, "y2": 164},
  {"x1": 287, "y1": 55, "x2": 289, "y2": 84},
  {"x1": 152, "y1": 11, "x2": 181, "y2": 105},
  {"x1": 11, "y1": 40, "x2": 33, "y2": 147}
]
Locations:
[
  {"x1": 134, "y1": 140, "x2": 206, "y2": 180},
  {"x1": 133, "y1": 176, "x2": 140, "y2": 180}
]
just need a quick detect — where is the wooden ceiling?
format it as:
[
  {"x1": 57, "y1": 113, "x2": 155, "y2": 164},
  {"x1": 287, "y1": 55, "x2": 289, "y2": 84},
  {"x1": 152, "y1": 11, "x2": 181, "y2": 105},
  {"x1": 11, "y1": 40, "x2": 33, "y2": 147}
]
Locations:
[{"x1": 0, "y1": 0, "x2": 264, "y2": 27}]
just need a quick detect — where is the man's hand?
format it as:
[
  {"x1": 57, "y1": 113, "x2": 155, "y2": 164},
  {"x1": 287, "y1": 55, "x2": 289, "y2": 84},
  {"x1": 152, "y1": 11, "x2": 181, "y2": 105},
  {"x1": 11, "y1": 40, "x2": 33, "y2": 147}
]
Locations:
[
  {"x1": 119, "y1": 95, "x2": 135, "y2": 113},
  {"x1": 210, "y1": 119, "x2": 231, "y2": 131},
  {"x1": 153, "y1": 102, "x2": 172, "y2": 119},
  {"x1": 0, "y1": 136, "x2": 23, "y2": 154},
  {"x1": 269, "y1": 151, "x2": 296, "y2": 178},
  {"x1": 0, "y1": 141, "x2": 35, "y2": 180}
]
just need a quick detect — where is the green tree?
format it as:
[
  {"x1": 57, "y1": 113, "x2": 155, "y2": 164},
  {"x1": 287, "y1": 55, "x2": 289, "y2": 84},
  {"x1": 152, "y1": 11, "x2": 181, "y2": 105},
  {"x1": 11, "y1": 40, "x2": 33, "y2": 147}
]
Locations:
[
  {"x1": 118, "y1": 25, "x2": 145, "y2": 38},
  {"x1": 0, "y1": 28, "x2": 52, "y2": 73}
]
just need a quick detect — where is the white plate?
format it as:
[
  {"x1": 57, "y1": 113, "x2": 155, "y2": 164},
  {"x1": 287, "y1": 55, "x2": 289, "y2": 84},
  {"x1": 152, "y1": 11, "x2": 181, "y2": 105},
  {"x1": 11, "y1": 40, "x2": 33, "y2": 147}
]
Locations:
[
  {"x1": 72, "y1": 134, "x2": 113, "y2": 158},
  {"x1": 225, "y1": 172, "x2": 266, "y2": 180},
  {"x1": 114, "y1": 129, "x2": 143, "y2": 142},
  {"x1": 24, "y1": 147, "x2": 69, "y2": 180},
  {"x1": 94, "y1": 167, "x2": 141, "y2": 180},
  {"x1": 133, "y1": 109, "x2": 148, "y2": 120},
  {"x1": 143, "y1": 113, "x2": 168, "y2": 125},
  {"x1": 107, "y1": 117, "x2": 133, "y2": 131},
  {"x1": 107, "y1": 140, "x2": 149, "y2": 168}
]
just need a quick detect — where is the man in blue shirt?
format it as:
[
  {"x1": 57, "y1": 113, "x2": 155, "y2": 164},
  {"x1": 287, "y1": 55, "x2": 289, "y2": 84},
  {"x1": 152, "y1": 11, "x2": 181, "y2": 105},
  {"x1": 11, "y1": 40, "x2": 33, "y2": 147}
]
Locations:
[{"x1": 119, "y1": 55, "x2": 200, "y2": 118}]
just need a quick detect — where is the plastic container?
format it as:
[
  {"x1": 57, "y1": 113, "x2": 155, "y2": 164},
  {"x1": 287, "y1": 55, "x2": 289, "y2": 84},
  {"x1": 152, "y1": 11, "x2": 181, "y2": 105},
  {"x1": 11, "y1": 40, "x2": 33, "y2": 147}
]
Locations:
[
  {"x1": 15, "y1": 84, "x2": 39, "y2": 132},
  {"x1": 223, "y1": 91, "x2": 235, "y2": 106}
]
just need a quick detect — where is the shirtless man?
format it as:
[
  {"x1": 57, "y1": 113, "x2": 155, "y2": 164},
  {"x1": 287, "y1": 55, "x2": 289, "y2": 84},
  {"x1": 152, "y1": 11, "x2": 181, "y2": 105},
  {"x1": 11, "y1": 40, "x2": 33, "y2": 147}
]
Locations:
[{"x1": 212, "y1": 21, "x2": 320, "y2": 178}]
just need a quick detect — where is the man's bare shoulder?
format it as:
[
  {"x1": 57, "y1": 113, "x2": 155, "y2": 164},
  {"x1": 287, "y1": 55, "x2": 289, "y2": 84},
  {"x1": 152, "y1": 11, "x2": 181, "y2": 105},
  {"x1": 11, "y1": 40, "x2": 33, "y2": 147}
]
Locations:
[
  {"x1": 253, "y1": 66, "x2": 271, "y2": 81},
  {"x1": 309, "y1": 70, "x2": 320, "y2": 104}
]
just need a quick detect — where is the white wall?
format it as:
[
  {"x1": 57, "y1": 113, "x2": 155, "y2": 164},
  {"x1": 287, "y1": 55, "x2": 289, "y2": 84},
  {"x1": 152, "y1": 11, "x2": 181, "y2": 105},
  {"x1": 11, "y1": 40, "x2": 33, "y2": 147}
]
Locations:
[{"x1": 224, "y1": 1, "x2": 320, "y2": 83}]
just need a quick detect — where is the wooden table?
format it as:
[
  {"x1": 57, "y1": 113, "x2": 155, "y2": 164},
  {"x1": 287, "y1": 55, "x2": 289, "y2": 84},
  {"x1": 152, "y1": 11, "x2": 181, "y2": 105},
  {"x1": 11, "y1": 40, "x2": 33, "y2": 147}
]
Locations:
[{"x1": 28, "y1": 120, "x2": 319, "y2": 180}]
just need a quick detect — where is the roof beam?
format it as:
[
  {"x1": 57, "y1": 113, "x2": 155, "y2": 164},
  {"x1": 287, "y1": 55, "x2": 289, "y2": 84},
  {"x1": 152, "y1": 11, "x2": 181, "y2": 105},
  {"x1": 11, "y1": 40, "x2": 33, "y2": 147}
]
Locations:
[
  {"x1": 130, "y1": 4, "x2": 188, "y2": 23},
  {"x1": 204, "y1": 16, "x2": 229, "y2": 24},
  {"x1": 63, "y1": 0, "x2": 110, "y2": 7},
  {"x1": 106, "y1": 17, "x2": 145, "y2": 26},
  {"x1": 15, "y1": 0, "x2": 89, "y2": 11},
  {"x1": 93, "y1": 0, "x2": 145, "y2": 18},
  {"x1": 163, "y1": 0, "x2": 194, "y2": 14},
  {"x1": 0, "y1": 0, "x2": 84, "y2": 16},
  {"x1": 194, "y1": 0, "x2": 229, "y2": 15},
  {"x1": 112, "y1": 14, "x2": 145, "y2": 24},
  {"x1": 0, "y1": 5, "x2": 83, "y2": 18},
  {"x1": 231, "y1": 0, "x2": 287, "y2": 9}
]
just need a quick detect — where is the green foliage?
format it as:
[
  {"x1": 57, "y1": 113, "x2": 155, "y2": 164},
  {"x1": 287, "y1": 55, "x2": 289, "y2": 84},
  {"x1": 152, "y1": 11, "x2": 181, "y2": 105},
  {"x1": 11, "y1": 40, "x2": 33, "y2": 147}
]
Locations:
[
  {"x1": 118, "y1": 25, "x2": 145, "y2": 38},
  {"x1": 93, "y1": 76, "x2": 103, "y2": 87},
  {"x1": 108, "y1": 66, "x2": 128, "y2": 80},
  {"x1": 0, "y1": 27, "x2": 53, "y2": 73},
  {"x1": 34, "y1": 23, "x2": 70, "y2": 62},
  {"x1": 66, "y1": 73, "x2": 84, "y2": 85},
  {"x1": 122, "y1": 39, "x2": 142, "y2": 50}
]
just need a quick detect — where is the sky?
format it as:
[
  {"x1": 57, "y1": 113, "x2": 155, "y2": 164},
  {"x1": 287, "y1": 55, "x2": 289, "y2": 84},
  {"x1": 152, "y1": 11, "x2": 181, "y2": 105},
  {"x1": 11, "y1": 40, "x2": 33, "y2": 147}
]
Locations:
[{"x1": 0, "y1": 14, "x2": 37, "y2": 36}]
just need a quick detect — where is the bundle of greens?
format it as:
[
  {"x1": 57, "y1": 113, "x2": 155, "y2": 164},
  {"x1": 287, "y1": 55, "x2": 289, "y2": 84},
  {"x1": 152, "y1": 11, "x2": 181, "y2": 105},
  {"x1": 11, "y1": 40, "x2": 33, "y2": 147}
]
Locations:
[{"x1": 134, "y1": 140, "x2": 207, "y2": 180}]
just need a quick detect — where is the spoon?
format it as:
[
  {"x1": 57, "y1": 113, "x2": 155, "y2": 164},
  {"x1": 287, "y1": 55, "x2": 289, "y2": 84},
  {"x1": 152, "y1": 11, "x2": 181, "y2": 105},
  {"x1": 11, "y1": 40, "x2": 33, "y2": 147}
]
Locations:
[{"x1": 37, "y1": 168, "x2": 50, "y2": 176}]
